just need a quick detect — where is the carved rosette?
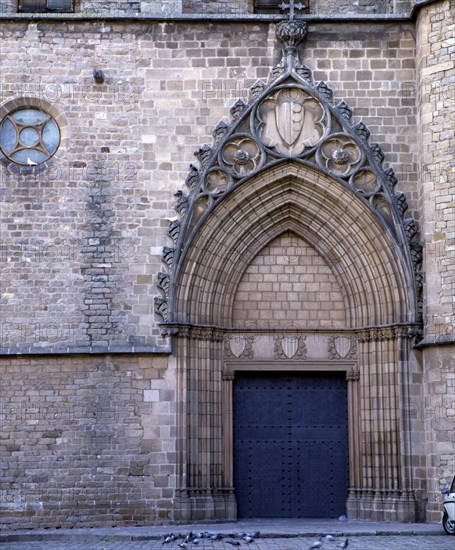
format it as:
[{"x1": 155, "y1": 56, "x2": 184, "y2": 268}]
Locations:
[
  {"x1": 274, "y1": 335, "x2": 307, "y2": 359},
  {"x1": 220, "y1": 136, "x2": 264, "y2": 178},
  {"x1": 328, "y1": 335, "x2": 357, "y2": 360},
  {"x1": 224, "y1": 335, "x2": 254, "y2": 359},
  {"x1": 317, "y1": 134, "x2": 363, "y2": 178}
]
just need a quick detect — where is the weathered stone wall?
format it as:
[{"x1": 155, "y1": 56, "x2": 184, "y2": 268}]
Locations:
[
  {"x1": 232, "y1": 232, "x2": 346, "y2": 327},
  {"x1": 415, "y1": 0, "x2": 455, "y2": 523},
  {"x1": 0, "y1": 2, "x2": 451, "y2": 528},
  {"x1": 0, "y1": 353, "x2": 174, "y2": 529},
  {"x1": 0, "y1": 20, "x2": 419, "y2": 350}
]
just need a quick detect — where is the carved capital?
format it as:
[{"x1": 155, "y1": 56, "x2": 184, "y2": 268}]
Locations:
[
  {"x1": 346, "y1": 368, "x2": 360, "y2": 382},
  {"x1": 222, "y1": 369, "x2": 235, "y2": 381}
]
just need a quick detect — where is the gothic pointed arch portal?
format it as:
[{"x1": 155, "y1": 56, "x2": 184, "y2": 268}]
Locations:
[{"x1": 156, "y1": 17, "x2": 422, "y2": 522}]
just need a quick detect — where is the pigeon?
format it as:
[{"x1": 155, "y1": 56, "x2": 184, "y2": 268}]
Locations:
[
  {"x1": 183, "y1": 533, "x2": 194, "y2": 544},
  {"x1": 192, "y1": 538, "x2": 200, "y2": 546},
  {"x1": 338, "y1": 515, "x2": 348, "y2": 522},
  {"x1": 226, "y1": 540, "x2": 241, "y2": 546},
  {"x1": 178, "y1": 543, "x2": 187, "y2": 548},
  {"x1": 324, "y1": 534, "x2": 335, "y2": 542},
  {"x1": 243, "y1": 536, "x2": 254, "y2": 543},
  {"x1": 26, "y1": 157, "x2": 37, "y2": 166},
  {"x1": 163, "y1": 533, "x2": 178, "y2": 544},
  {"x1": 336, "y1": 539, "x2": 349, "y2": 549},
  {"x1": 309, "y1": 537, "x2": 323, "y2": 549},
  {"x1": 235, "y1": 533, "x2": 246, "y2": 539},
  {"x1": 210, "y1": 534, "x2": 223, "y2": 540}
]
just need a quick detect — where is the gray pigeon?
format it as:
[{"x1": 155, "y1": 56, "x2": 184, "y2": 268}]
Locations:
[
  {"x1": 309, "y1": 537, "x2": 323, "y2": 549},
  {"x1": 336, "y1": 539, "x2": 349, "y2": 549},
  {"x1": 226, "y1": 540, "x2": 241, "y2": 546},
  {"x1": 324, "y1": 535, "x2": 335, "y2": 542}
]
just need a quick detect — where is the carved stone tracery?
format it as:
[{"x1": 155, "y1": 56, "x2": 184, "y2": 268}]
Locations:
[{"x1": 155, "y1": 17, "x2": 422, "y2": 328}]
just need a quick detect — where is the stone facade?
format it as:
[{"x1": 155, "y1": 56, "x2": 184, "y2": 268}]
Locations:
[{"x1": 0, "y1": 0, "x2": 453, "y2": 530}]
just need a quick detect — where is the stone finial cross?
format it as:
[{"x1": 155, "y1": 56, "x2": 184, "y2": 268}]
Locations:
[{"x1": 279, "y1": 1, "x2": 306, "y2": 19}]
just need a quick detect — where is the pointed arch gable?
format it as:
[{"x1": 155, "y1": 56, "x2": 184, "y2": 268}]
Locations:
[
  {"x1": 155, "y1": 18, "x2": 421, "y2": 331},
  {"x1": 174, "y1": 161, "x2": 411, "y2": 329}
]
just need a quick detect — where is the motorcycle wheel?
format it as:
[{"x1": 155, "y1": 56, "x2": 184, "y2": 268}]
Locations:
[{"x1": 443, "y1": 511, "x2": 455, "y2": 535}]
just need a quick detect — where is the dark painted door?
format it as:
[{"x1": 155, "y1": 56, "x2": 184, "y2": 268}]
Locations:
[{"x1": 233, "y1": 372, "x2": 349, "y2": 518}]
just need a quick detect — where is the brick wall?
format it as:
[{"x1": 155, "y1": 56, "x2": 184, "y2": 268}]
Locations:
[
  {"x1": 415, "y1": 0, "x2": 455, "y2": 522},
  {"x1": 0, "y1": 20, "x2": 418, "y2": 349},
  {"x1": 0, "y1": 353, "x2": 174, "y2": 528},
  {"x1": 232, "y1": 232, "x2": 346, "y2": 328}
]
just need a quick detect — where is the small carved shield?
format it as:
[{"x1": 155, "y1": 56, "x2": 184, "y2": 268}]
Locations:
[
  {"x1": 276, "y1": 98, "x2": 304, "y2": 147},
  {"x1": 282, "y1": 336, "x2": 299, "y2": 359},
  {"x1": 230, "y1": 336, "x2": 246, "y2": 358},
  {"x1": 335, "y1": 336, "x2": 351, "y2": 358}
]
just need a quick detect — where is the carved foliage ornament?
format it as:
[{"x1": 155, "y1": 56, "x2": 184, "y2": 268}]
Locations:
[{"x1": 155, "y1": 17, "x2": 422, "y2": 328}]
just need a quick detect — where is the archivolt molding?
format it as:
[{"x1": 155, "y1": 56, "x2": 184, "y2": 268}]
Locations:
[{"x1": 155, "y1": 18, "x2": 422, "y2": 329}]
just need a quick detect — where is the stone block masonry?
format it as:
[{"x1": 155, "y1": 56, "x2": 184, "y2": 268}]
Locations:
[
  {"x1": 0, "y1": 19, "x2": 419, "y2": 350},
  {"x1": 0, "y1": 0, "x2": 453, "y2": 529},
  {"x1": 0, "y1": 354, "x2": 174, "y2": 529}
]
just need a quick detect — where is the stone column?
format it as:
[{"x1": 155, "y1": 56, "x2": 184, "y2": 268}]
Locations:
[
  {"x1": 354, "y1": 328, "x2": 417, "y2": 521},
  {"x1": 174, "y1": 326, "x2": 235, "y2": 522},
  {"x1": 346, "y1": 367, "x2": 361, "y2": 519}
]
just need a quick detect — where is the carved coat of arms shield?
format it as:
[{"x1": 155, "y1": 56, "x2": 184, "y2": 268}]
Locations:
[
  {"x1": 282, "y1": 336, "x2": 299, "y2": 359},
  {"x1": 276, "y1": 95, "x2": 304, "y2": 147},
  {"x1": 334, "y1": 336, "x2": 352, "y2": 358},
  {"x1": 229, "y1": 336, "x2": 246, "y2": 358}
]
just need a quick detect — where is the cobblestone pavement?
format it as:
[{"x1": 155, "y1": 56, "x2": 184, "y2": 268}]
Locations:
[{"x1": 0, "y1": 536, "x2": 453, "y2": 550}]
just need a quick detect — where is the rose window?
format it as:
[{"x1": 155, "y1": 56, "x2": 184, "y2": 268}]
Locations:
[{"x1": 0, "y1": 108, "x2": 60, "y2": 165}]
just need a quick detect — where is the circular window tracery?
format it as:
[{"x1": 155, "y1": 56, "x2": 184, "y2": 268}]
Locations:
[{"x1": 0, "y1": 107, "x2": 60, "y2": 165}]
